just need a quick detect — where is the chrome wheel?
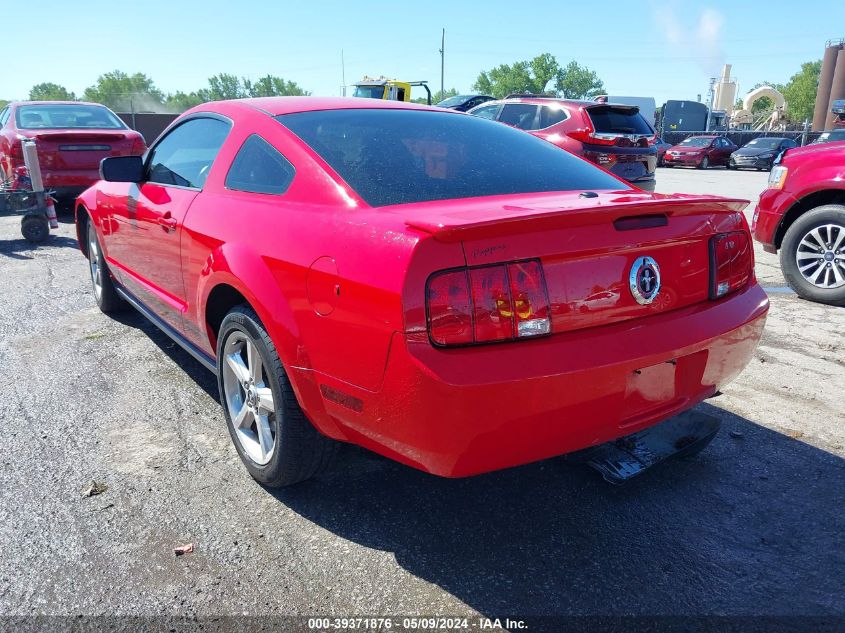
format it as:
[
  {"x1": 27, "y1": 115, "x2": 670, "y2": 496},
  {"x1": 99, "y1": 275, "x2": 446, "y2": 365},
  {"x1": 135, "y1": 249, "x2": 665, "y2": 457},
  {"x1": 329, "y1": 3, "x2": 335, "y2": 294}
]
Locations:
[
  {"x1": 221, "y1": 332, "x2": 276, "y2": 465},
  {"x1": 88, "y1": 225, "x2": 103, "y2": 300},
  {"x1": 795, "y1": 223, "x2": 845, "y2": 289}
]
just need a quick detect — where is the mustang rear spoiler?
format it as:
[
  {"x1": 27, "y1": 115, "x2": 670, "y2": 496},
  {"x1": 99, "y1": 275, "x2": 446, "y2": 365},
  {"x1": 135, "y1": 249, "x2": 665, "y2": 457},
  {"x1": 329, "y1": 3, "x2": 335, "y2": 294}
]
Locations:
[{"x1": 405, "y1": 194, "x2": 749, "y2": 243}]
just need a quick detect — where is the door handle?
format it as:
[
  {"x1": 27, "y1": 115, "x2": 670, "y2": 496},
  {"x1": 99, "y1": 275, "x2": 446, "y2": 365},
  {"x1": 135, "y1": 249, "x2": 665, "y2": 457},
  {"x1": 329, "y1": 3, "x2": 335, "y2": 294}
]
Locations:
[{"x1": 158, "y1": 211, "x2": 177, "y2": 232}]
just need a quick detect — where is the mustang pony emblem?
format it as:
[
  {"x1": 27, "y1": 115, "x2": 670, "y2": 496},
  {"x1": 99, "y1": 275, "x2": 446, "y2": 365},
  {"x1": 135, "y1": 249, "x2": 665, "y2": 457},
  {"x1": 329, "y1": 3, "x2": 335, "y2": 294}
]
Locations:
[{"x1": 629, "y1": 256, "x2": 661, "y2": 305}]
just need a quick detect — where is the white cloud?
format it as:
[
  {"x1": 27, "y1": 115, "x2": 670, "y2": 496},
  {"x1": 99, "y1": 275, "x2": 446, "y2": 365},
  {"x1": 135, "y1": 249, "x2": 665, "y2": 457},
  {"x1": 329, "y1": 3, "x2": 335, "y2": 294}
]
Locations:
[{"x1": 652, "y1": 3, "x2": 725, "y2": 74}]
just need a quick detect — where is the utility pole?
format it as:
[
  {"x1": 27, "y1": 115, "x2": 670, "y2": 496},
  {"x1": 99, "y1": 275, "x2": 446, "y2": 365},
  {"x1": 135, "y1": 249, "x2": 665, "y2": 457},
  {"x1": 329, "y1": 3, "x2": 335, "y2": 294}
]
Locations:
[
  {"x1": 439, "y1": 28, "x2": 445, "y2": 101},
  {"x1": 341, "y1": 49, "x2": 346, "y2": 96}
]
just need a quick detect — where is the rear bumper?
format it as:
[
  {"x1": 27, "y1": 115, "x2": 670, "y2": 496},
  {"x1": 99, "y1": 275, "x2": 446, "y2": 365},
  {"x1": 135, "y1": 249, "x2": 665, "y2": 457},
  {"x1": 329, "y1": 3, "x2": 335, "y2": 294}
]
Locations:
[
  {"x1": 299, "y1": 283, "x2": 769, "y2": 477},
  {"x1": 42, "y1": 170, "x2": 99, "y2": 198}
]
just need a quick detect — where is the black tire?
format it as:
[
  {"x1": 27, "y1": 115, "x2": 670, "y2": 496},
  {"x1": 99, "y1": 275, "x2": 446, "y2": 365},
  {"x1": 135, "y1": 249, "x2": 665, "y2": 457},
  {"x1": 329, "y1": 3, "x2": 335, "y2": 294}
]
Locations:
[
  {"x1": 21, "y1": 215, "x2": 49, "y2": 243},
  {"x1": 87, "y1": 220, "x2": 126, "y2": 313},
  {"x1": 727, "y1": 163, "x2": 736, "y2": 170},
  {"x1": 217, "y1": 305, "x2": 338, "y2": 487},
  {"x1": 780, "y1": 204, "x2": 845, "y2": 306},
  {"x1": 698, "y1": 156, "x2": 709, "y2": 170}
]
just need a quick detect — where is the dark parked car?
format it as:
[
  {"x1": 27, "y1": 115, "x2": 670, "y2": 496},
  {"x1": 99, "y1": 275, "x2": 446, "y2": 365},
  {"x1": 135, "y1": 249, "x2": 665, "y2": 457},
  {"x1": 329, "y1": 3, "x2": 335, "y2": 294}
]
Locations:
[
  {"x1": 663, "y1": 135, "x2": 737, "y2": 169},
  {"x1": 435, "y1": 94, "x2": 494, "y2": 112},
  {"x1": 729, "y1": 137, "x2": 797, "y2": 171},
  {"x1": 812, "y1": 129, "x2": 845, "y2": 145},
  {"x1": 655, "y1": 137, "x2": 672, "y2": 166},
  {"x1": 469, "y1": 96, "x2": 658, "y2": 191}
]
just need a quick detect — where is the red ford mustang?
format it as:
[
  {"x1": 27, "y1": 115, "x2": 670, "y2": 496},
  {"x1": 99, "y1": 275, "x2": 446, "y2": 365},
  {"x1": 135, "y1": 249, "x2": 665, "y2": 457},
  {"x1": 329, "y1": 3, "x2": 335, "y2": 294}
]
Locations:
[{"x1": 75, "y1": 97, "x2": 768, "y2": 487}]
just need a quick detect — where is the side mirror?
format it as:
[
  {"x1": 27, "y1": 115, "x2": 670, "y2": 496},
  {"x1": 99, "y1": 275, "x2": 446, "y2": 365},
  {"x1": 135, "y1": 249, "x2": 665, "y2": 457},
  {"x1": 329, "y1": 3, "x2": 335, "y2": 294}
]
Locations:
[{"x1": 100, "y1": 155, "x2": 144, "y2": 183}]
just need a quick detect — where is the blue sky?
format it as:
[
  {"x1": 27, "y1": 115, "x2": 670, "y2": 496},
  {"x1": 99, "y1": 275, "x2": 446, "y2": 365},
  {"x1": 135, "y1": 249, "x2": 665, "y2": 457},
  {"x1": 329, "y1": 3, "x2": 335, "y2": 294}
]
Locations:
[{"x1": 2, "y1": 0, "x2": 843, "y2": 105}]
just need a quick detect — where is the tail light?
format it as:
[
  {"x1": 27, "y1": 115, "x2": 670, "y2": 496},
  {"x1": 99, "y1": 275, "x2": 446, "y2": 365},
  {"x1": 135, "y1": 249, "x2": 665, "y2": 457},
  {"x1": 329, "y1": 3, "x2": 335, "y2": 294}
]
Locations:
[
  {"x1": 129, "y1": 135, "x2": 146, "y2": 155},
  {"x1": 427, "y1": 260, "x2": 551, "y2": 347},
  {"x1": 709, "y1": 231, "x2": 753, "y2": 299},
  {"x1": 9, "y1": 139, "x2": 23, "y2": 161}
]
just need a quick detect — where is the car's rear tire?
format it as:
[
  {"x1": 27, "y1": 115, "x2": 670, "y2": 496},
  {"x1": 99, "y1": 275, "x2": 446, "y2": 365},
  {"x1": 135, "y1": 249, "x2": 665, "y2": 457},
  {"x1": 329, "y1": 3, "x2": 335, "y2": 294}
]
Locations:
[
  {"x1": 217, "y1": 305, "x2": 338, "y2": 487},
  {"x1": 87, "y1": 221, "x2": 126, "y2": 313},
  {"x1": 780, "y1": 204, "x2": 845, "y2": 306},
  {"x1": 698, "y1": 156, "x2": 709, "y2": 169}
]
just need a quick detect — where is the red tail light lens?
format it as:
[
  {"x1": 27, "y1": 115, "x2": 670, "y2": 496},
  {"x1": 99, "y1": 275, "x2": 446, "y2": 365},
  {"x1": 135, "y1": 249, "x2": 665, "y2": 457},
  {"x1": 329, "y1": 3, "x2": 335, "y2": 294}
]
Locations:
[
  {"x1": 508, "y1": 261, "x2": 551, "y2": 338},
  {"x1": 710, "y1": 231, "x2": 753, "y2": 299},
  {"x1": 10, "y1": 140, "x2": 24, "y2": 161},
  {"x1": 470, "y1": 266, "x2": 514, "y2": 342},
  {"x1": 427, "y1": 270, "x2": 473, "y2": 346},
  {"x1": 427, "y1": 260, "x2": 551, "y2": 347},
  {"x1": 129, "y1": 135, "x2": 146, "y2": 155}
]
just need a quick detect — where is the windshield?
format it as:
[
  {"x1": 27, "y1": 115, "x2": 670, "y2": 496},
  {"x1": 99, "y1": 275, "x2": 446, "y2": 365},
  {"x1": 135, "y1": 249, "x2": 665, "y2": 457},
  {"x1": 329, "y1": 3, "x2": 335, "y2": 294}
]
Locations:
[
  {"x1": 16, "y1": 104, "x2": 125, "y2": 130},
  {"x1": 678, "y1": 137, "x2": 713, "y2": 148},
  {"x1": 277, "y1": 109, "x2": 627, "y2": 207},
  {"x1": 745, "y1": 138, "x2": 782, "y2": 149},
  {"x1": 351, "y1": 85, "x2": 385, "y2": 99},
  {"x1": 436, "y1": 95, "x2": 470, "y2": 108}
]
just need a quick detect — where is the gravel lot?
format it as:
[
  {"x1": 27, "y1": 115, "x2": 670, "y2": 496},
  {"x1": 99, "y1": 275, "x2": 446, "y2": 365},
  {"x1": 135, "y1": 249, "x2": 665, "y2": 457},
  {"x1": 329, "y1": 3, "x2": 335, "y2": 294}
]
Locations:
[{"x1": 0, "y1": 168, "x2": 842, "y2": 629}]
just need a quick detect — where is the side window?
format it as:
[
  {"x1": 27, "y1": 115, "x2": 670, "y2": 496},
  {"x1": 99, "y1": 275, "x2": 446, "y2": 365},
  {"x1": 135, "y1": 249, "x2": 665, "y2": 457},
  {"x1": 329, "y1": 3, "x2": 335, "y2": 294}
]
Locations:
[
  {"x1": 499, "y1": 104, "x2": 540, "y2": 130},
  {"x1": 471, "y1": 104, "x2": 500, "y2": 120},
  {"x1": 147, "y1": 117, "x2": 230, "y2": 189},
  {"x1": 0, "y1": 108, "x2": 9, "y2": 128},
  {"x1": 540, "y1": 105, "x2": 568, "y2": 128},
  {"x1": 225, "y1": 134, "x2": 296, "y2": 195}
]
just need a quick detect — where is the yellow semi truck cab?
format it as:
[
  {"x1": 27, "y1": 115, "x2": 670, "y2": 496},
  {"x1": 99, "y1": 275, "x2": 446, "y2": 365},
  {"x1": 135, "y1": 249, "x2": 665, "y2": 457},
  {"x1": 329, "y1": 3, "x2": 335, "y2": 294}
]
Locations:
[{"x1": 351, "y1": 77, "x2": 431, "y2": 104}]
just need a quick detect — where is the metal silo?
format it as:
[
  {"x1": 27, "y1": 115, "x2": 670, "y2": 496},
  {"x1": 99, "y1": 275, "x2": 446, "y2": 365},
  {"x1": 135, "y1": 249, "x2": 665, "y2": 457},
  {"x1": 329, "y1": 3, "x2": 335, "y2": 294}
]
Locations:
[
  {"x1": 813, "y1": 41, "x2": 842, "y2": 131},
  {"x1": 826, "y1": 47, "x2": 845, "y2": 129}
]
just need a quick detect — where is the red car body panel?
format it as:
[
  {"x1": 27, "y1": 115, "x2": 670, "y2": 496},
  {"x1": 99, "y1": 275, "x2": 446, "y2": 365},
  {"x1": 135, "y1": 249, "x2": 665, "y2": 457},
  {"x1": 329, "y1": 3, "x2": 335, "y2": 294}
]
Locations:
[
  {"x1": 76, "y1": 97, "x2": 768, "y2": 478},
  {"x1": 0, "y1": 101, "x2": 145, "y2": 197},
  {"x1": 663, "y1": 135, "x2": 737, "y2": 167},
  {"x1": 752, "y1": 141, "x2": 845, "y2": 252}
]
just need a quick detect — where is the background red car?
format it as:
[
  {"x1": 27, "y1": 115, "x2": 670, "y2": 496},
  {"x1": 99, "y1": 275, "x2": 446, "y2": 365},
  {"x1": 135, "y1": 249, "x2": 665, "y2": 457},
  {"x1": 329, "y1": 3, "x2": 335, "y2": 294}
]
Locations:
[
  {"x1": 753, "y1": 140, "x2": 845, "y2": 305},
  {"x1": 0, "y1": 101, "x2": 146, "y2": 203},
  {"x1": 663, "y1": 135, "x2": 737, "y2": 169},
  {"x1": 76, "y1": 97, "x2": 766, "y2": 487},
  {"x1": 468, "y1": 96, "x2": 658, "y2": 191}
]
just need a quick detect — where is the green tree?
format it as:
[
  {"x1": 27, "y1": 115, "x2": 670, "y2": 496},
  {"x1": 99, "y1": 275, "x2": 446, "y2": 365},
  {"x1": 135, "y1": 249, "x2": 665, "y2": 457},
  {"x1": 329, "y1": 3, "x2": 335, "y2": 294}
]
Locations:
[
  {"x1": 164, "y1": 91, "x2": 206, "y2": 113},
  {"x1": 473, "y1": 54, "x2": 604, "y2": 99},
  {"x1": 29, "y1": 82, "x2": 76, "y2": 101},
  {"x1": 413, "y1": 87, "x2": 457, "y2": 104},
  {"x1": 555, "y1": 60, "x2": 605, "y2": 99},
  {"x1": 197, "y1": 73, "x2": 309, "y2": 102},
  {"x1": 244, "y1": 75, "x2": 309, "y2": 97},
  {"x1": 782, "y1": 60, "x2": 822, "y2": 123},
  {"x1": 83, "y1": 71, "x2": 164, "y2": 112},
  {"x1": 0, "y1": 100, "x2": 9, "y2": 109}
]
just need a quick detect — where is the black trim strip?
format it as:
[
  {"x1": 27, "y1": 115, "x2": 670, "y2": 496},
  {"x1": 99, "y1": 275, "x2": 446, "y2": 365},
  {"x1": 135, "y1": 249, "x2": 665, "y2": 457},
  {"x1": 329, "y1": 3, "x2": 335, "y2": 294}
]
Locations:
[{"x1": 114, "y1": 285, "x2": 218, "y2": 375}]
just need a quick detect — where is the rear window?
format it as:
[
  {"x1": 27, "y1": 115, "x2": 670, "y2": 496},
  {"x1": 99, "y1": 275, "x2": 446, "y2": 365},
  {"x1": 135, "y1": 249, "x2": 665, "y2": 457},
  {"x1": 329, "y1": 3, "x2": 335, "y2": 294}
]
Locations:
[
  {"x1": 587, "y1": 105, "x2": 653, "y2": 135},
  {"x1": 276, "y1": 109, "x2": 626, "y2": 207},
  {"x1": 16, "y1": 104, "x2": 125, "y2": 130}
]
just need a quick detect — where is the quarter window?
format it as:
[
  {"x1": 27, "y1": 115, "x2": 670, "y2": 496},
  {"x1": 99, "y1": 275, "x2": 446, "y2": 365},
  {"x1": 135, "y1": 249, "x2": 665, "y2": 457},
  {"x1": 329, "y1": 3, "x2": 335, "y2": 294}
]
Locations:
[
  {"x1": 225, "y1": 134, "x2": 295, "y2": 195},
  {"x1": 499, "y1": 104, "x2": 539, "y2": 130},
  {"x1": 540, "y1": 105, "x2": 568, "y2": 128},
  {"x1": 0, "y1": 108, "x2": 9, "y2": 127},
  {"x1": 147, "y1": 117, "x2": 230, "y2": 189}
]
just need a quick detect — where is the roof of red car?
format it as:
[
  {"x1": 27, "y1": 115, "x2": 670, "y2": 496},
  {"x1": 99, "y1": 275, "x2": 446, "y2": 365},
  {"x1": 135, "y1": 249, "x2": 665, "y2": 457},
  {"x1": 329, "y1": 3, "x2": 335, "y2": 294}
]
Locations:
[
  {"x1": 238, "y1": 96, "x2": 442, "y2": 116},
  {"x1": 10, "y1": 100, "x2": 109, "y2": 107}
]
